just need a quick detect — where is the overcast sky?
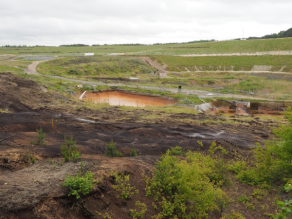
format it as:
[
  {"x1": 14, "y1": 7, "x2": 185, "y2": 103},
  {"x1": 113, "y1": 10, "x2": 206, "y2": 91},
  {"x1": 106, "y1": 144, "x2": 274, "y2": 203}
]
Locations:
[{"x1": 0, "y1": 0, "x2": 291, "y2": 46}]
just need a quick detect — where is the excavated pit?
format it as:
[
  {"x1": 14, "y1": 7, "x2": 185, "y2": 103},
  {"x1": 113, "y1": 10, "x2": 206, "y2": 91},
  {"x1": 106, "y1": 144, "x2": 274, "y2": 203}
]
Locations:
[{"x1": 76, "y1": 91, "x2": 177, "y2": 107}]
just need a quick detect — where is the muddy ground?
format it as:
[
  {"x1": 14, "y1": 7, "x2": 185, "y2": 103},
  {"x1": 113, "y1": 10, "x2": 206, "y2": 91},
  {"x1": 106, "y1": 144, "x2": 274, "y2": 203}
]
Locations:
[{"x1": 0, "y1": 73, "x2": 278, "y2": 218}]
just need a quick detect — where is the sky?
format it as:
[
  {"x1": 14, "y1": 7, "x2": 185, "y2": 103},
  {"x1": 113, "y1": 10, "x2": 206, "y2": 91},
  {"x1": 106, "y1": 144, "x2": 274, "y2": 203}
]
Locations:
[{"x1": 0, "y1": 0, "x2": 291, "y2": 46}]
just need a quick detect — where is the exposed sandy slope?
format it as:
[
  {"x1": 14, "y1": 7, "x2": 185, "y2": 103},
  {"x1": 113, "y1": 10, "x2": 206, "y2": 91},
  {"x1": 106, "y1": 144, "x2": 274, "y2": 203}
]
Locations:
[{"x1": 139, "y1": 57, "x2": 168, "y2": 73}]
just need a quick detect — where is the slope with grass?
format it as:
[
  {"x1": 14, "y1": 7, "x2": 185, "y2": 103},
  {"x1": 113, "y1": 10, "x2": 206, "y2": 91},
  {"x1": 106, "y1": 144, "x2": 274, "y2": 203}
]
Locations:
[
  {"x1": 1, "y1": 37, "x2": 292, "y2": 56},
  {"x1": 151, "y1": 55, "x2": 292, "y2": 72},
  {"x1": 37, "y1": 56, "x2": 155, "y2": 78}
]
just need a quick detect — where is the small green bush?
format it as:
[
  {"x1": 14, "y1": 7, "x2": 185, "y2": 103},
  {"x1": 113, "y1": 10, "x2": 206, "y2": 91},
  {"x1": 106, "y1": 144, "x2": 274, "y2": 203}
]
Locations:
[
  {"x1": 130, "y1": 145, "x2": 138, "y2": 157},
  {"x1": 24, "y1": 154, "x2": 37, "y2": 164},
  {"x1": 169, "y1": 146, "x2": 183, "y2": 156},
  {"x1": 111, "y1": 171, "x2": 138, "y2": 199},
  {"x1": 145, "y1": 150, "x2": 226, "y2": 219},
  {"x1": 63, "y1": 171, "x2": 97, "y2": 199},
  {"x1": 31, "y1": 127, "x2": 46, "y2": 145},
  {"x1": 221, "y1": 211, "x2": 245, "y2": 219},
  {"x1": 233, "y1": 108, "x2": 292, "y2": 186},
  {"x1": 238, "y1": 194, "x2": 250, "y2": 203},
  {"x1": 130, "y1": 201, "x2": 147, "y2": 219},
  {"x1": 61, "y1": 136, "x2": 81, "y2": 162},
  {"x1": 273, "y1": 184, "x2": 292, "y2": 219},
  {"x1": 105, "y1": 141, "x2": 123, "y2": 157}
]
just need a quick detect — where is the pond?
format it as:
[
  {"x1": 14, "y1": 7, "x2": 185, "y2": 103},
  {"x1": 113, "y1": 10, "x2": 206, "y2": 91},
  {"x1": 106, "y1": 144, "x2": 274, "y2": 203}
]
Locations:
[{"x1": 76, "y1": 91, "x2": 177, "y2": 107}]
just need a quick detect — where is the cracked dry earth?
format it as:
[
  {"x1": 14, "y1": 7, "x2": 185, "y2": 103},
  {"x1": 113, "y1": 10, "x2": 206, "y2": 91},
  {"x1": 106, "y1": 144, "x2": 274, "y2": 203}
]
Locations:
[{"x1": 0, "y1": 73, "x2": 274, "y2": 218}]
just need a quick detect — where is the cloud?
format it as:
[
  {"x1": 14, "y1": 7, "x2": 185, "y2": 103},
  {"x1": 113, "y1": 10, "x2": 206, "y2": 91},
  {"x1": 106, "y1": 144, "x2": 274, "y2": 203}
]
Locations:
[{"x1": 0, "y1": 0, "x2": 291, "y2": 45}]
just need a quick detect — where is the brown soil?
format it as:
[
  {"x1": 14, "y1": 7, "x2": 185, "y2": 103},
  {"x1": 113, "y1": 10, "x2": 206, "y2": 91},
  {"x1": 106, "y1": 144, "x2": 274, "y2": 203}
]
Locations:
[{"x1": 0, "y1": 73, "x2": 282, "y2": 218}]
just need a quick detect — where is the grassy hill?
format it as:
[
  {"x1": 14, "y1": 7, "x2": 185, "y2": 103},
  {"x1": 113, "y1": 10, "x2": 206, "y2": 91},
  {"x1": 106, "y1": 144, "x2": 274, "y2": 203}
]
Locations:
[
  {"x1": 1, "y1": 37, "x2": 292, "y2": 56},
  {"x1": 152, "y1": 55, "x2": 292, "y2": 72}
]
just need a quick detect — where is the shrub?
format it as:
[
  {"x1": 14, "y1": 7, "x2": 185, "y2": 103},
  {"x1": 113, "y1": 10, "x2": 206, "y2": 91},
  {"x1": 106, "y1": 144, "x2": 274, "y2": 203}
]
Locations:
[
  {"x1": 169, "y1": 146, "x2": 183, "y2": 156},
  {"x1": 67, "y1": 69, "x2": 81, "y2": 75},
  {"x1": 105, "y1": 141, "x2": 123, "y2": 157},
  {"x1": 145, "y1": 150, "x2": 226, "y2": 219},
  {"x1": 238, "y1": 194, "x2": 250, "y2": 203},
  {"x1": 111, "y1": 171, "x2": 138, "y2": 199},
  {"x1": 103, "y1": 213, "x2": 113, "y2": 219},
  {"x1": 130, "y1": 145, "x2": 138, "y2": 157},
  {"x1": 221, "y1": 211, "x2": 245, "y2": 219},
  {"x1": 31, "y1": 127, "x2": 46, "y2": 145},
  {"x1": 273, "y1": 184, "x2": 292, "y2": 219},
  {"x1": 63, "y1": 171, "x2": 97, "y2": 199},
  {"x1": 23, "y1": 154, "x2": 37, "y2": 164},
  {"x1": 234, "y1": 107, "x2": 292, "y2": 185},
  {"x1": 130, "y1": 201, "x2": 147, "y2": 219},
  {"x1": 61, "y1": 136, "x2": 81, "y2": 162},
  {"x1": 229, "y1": 161, "x2": 247, "y2": 174}
]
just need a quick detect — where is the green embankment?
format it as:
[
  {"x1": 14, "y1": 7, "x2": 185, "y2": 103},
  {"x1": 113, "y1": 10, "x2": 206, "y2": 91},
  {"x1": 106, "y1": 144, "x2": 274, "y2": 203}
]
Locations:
[
  {"x1": 0, "y1": 65, "x2": 24, "y2": 73},
  {"x1": 37, "y1": 56, "x2": 155, "y2": 78},
  {"x1": 0, "y1": 37, "x2": 292, "y2": 55},
  {"x1": 152, "y1": 55, "x2": 292, "y2": 72}
]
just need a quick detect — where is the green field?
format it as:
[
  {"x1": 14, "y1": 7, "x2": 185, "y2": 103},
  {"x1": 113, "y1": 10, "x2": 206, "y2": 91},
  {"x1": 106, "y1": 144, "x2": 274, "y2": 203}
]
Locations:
[
  {"x1": 152, "y1": 55, "x2": 292, "y2": 72},
  {"x1": 0, "y1": 65, "x2": 24, "y2": 73},
  {"x1": 1, "y1": 37, "x2": 292, "y2": 55}
]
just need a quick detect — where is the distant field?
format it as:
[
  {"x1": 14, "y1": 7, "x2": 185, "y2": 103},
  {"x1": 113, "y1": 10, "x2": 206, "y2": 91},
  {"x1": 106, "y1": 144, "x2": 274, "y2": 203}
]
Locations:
[
  {"x1": 1, "y1": 37, "x2": 292, "y2": 55},
  {"x1": 152, "y1": 55, "x2": 292, "y2": 72}
]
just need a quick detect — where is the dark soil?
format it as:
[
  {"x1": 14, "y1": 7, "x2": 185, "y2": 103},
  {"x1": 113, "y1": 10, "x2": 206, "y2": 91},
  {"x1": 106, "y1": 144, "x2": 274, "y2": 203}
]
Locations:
[{"x1": 0, "y1": 73, "x2": 280, "y2": 218}]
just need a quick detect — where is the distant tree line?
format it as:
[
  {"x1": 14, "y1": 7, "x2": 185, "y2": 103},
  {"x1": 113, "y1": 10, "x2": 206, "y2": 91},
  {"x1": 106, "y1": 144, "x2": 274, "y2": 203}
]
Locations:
[
  {"x1": 59, "y1": 44, "x2": 89, "y2": 47},
  {"x1": 248, "y1": 27, "x2": 292, "y2": 40},
  {"x1": 1, "y1": 45, "x2": 46, "y2": 47}
]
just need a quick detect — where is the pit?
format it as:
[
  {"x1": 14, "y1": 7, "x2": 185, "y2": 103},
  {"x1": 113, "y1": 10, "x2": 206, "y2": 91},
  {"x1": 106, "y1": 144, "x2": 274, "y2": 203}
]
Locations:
[{"x1": 76, "y1": 91, "x2": 177, "y2": 107}]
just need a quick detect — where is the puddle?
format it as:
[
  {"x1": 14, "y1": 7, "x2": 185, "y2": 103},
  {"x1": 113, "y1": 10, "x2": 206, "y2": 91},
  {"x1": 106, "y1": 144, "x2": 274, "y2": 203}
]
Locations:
[
  {"x1": 22, "y1": 56, "x2": 55, "y2": 60},
  {"x1": 75, "y1": 118, "x2": 97, "y2": 124},
  {"x1": 189, "y1": 133, "x2": 206, "y2": 138},
  {"x1": 76, "y1": 91, "x2": 177, "y2": 107},
  {"x1": 189, "y1": 130, "x2": 225, "y2": 139}
]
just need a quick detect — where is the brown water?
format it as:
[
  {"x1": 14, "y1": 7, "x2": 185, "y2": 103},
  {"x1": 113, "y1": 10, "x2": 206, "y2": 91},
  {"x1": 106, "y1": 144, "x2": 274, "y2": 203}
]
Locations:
[{"x1": 76, "y1": 91, "x2": 177, "y2": 107}]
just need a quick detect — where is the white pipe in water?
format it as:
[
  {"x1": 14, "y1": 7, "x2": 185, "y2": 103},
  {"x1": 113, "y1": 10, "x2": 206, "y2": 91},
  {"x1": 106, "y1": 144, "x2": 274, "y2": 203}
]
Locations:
[{"x1": 79, "y1": 91, "x2": 87, "y2": 100}]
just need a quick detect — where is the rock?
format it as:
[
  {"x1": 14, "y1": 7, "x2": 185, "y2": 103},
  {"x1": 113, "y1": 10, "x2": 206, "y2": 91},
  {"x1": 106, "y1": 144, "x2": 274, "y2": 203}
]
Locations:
[{"x1": 3, "y1": 158, "x2": 9, "y2": 163}]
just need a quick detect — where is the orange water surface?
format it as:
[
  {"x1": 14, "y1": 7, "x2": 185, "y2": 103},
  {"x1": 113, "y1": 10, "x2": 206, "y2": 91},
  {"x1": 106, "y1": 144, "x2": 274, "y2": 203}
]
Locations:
[{"x1": 77, "y1": 91, "x2": 177, "y2": 107}]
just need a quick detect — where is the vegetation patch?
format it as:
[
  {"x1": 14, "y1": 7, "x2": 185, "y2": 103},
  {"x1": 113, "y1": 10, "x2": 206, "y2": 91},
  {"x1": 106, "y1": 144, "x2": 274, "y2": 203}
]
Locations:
[
  {"x1": 63, "y1": 171, "x2": 98, "y2": 199},
  {"x1": 61, "y1": 136, "x2": 81, "y2": 162},
  {"x1": 31, "y1": 127, "x2": 46, "y2": 145},
  {"x1": 145, "y1": 148, "x2": 227, "y2": 218},
  {"x1": 105, "y1": 141, "x2": 123, "y2": 157}
]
